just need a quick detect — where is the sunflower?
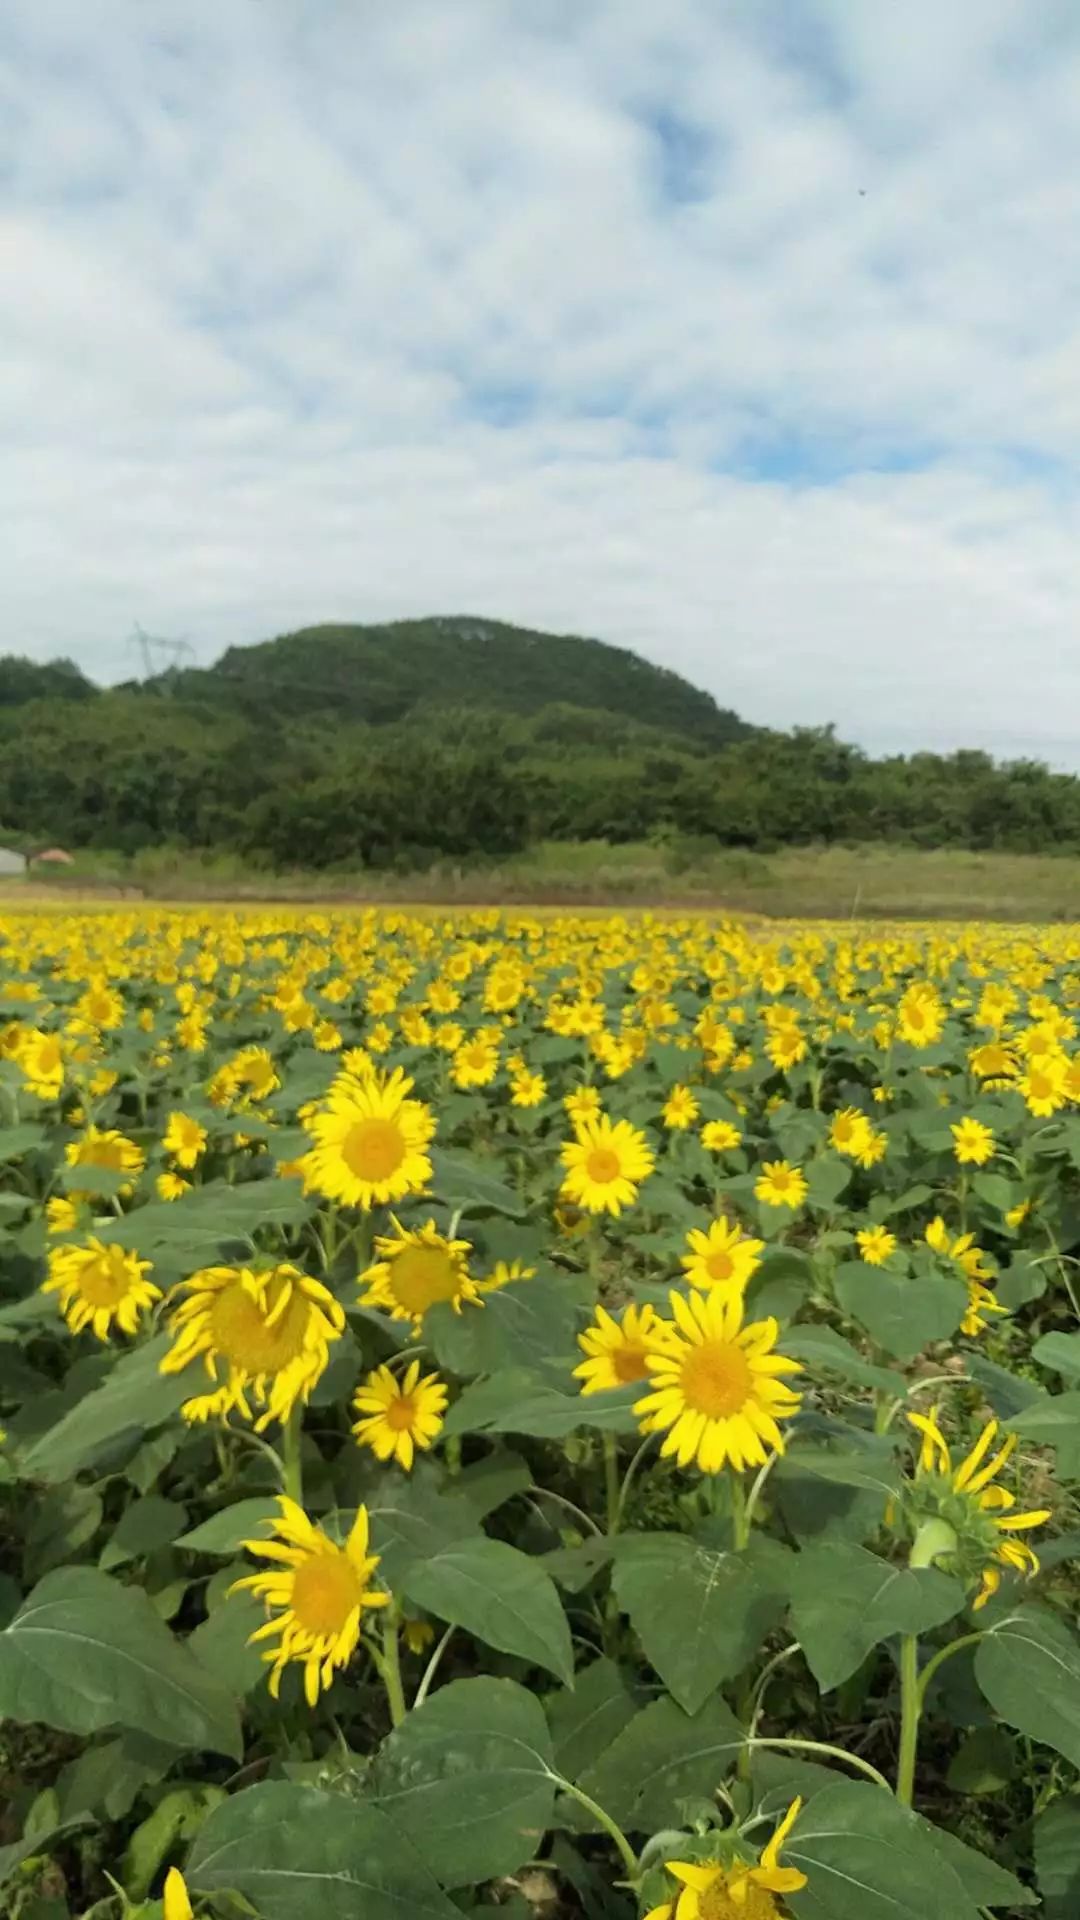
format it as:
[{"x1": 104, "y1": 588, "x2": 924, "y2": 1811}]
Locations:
[
  {"x1": 700, "y1": 1118, "x2": 742, "y2": 1153},
  {"x1": 17, "y1": 1027, "x2": 65, "y2": 1099},
  {"x1": 662, "y1": 1084, "x2": 700, "y2": 1130},
  {"x1": 43, "y1": 1239, "x2": 160, "y2": 1341},
  {"x1": 64, "y1": 1125, "x2": 145, "y2": 1195},
  {"x1": 573, "y1": 1301, "x2": 669, "y2": 1393},
  {"x1": 160, "y1": 1263, "x2": 344, "y2": 1429},
  {"x1": 231, "y1": 1498, "x2": 389, "y2": 1704},
  {"x1": 302, "y1": 1066, "x2": 435, "y2": 1210},
  {"x1": 680, "y1": 1219, "x2": 763, "y2": 1296},
  {"x1": 829, "y1": 1107, "x2": 872, "y2": 1156},
  {"x1": 855, "y1": 1224, "x2": 897, "y2": 1266},
  {"x1": 163, "y1": 1869, "x2": 193, "y2": 1920},
  {"x1": 156, "y1": 1171, "x2": 191, "y2": 1201},
  {"x1": 564, "y1": 1085, "x2": 603, "y2": 1124},
  {"x1": 753, "y1": 1160, "x2": 808, "y2": 1210},
  {"x1": 908, "y1": 1411, "x2": 1052, "y2": 1609},
  {"x1": 645, "y1": 1799, "x2": 806, "y2": 1920},
  {"x1": 950, "y1": 1116, "x2": 995, "y2": 1166},
  {"x1": 162, "y1": 1111, "x2": 208, "y2": 1169},
  {"x1": 560, "y1": 1115, "x2": 655, "y2": 1216},
  {"x1": 478, "y1": 1258, "x2": 537, "y2": 1293},
  {"x1": 635, "y1": 1290, "x2": 802, "y2": 1474},
  {"x1": 352, "y1": 1361, "x2": 448, "y2": 1470},
  {"x1": 358, "y1": 1217, "x2": 481, "y2": 1330}
]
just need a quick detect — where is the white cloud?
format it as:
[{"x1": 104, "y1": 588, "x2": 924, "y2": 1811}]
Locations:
[{"x1": 4, "y1": 0, "x2": 1080, "y2": 759}]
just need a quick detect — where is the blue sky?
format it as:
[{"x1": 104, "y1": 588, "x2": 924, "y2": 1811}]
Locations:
[{"x1": 4, "y1": 0, "x2": 1080, "y2": 761}]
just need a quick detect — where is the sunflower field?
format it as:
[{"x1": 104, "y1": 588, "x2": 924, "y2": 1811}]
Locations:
[{"x1": 2, "y1": 906, "x2": 1080, "y2": 1920}]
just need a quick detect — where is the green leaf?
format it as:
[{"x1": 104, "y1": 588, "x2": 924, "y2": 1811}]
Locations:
[
  {"x1": 545, "y1": 1657, "x2": 638, "y2": 1779},
  {"x1": 0, "y1": 1567, "x2": 241, "y2": 1757},
  {"x1": 444, "y1": 1371, "x2": 638, "y2": 1439},
  {"x1": 0, "y1": 1820, "x2": 91, "y2": 1889},
  {"x1": 1033, "y1": 1332, "x2": 1080, "y2": 1380},
  {"x1": 788, "y1": 1542, "x2": 964, "y2": 1691},
  {"x1": 99, "y1": 1495, "x2": 187, "y2": 1570},
  {"x1": 365, "y1": 1479, "x2": 479, "y2": 1589},
  {"x1": 744, "y1": 1248, "x2": 815, "y2": 1321},
  {"x1": 188, "y1": 1590, "x2": 268, "y2": 1696},
  {"x1": 611, "y1": 1534, "x2": 784, "y2": 1712},
  {"x1": 176, "y1": 1497, "x2": 282, "y2": 1556},
  {"x1": 123, "y1": 1785, "x2": 226, "y2": 1901},
  {"x1": 1035, "y1": 1793, "x2": 1080, "y2": 1919},
  {"x1": 453, "y1": 1451, "x2": 532, "y2": 1523},
  {"x1": 946, "y1": 1727, "x2": 1018, "y2": 1795},
  {"x1": 429, "y1": 1149, "x2": 525, "y2": 1216},
  {"x1": 188, "y1": 1782, "x2": 458, "y2": 1920},
  {"x1": 967, "y1": 1352, "x2": 1042, "y2": 1417},
  {"x1": 55, "y1": 1731, "x2": 175, "y2": 1823},
  {"x1": 57, "y1": 1162, "x2": 129, "y2": 1196},
  {"x1": 804, "y1": 1155, "x2": 851, "y2": 1209},
  {"x1": 24, "y1": 1485, "x2": 103, "y2": 1580},
  {"x1": 96, "y1": 1176, "x2": 314, "y2": 1254},
  {"x1": 834, "y1": 1262, "x2": 967, "y2": 1359},
  {"x1": 403, "y1": 1539, "x2": 573, "y2": 1685},
  {"x1": 18, "y1": 1335, "x2": 200, "y2": 1484},
  {"x1": 0, "y1": 1125, "x2": 46, "y2": 1163},
  {"x1": 1006, "y1": 1391, "x2": 1080, "y2": 1477},
  {"x1": 782, "y1": 1325, "x2": 906, "y2": 1395},
  {"x1": 427, "y1": 1272, "x2": 580, "y2": 1374},
  {"x1": 783, "y1": 1780, "x2": 1022, "y2": 1918},
  {"x1": 373, "y1": 1677, "x2": 555, "y2": 1886},
  {"x1": 579, "y1": 1692, "x2": 744, "y2": 1832},
  {"x1": 976, "y1": 1606, "x2": 1080, "y2": 1768}
]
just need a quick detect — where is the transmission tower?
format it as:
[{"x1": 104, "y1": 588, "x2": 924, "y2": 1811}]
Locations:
[{"x1": 128, "y1": 623, "x2": 196, "y2": 679}]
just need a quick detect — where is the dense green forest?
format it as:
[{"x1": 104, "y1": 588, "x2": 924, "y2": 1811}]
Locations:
[{"x1": 2, "y1": 617, "x2": 1079, "y2": 870}]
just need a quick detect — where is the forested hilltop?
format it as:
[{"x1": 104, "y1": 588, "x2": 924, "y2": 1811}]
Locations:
[{"x1": 1, "y1": 616, "x2": 1079, "y2": 869}]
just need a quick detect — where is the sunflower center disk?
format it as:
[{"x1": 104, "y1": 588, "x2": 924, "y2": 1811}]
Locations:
[
  {"x1": 680, "y1": 1340, "x2": 754, "y2": 1418},
  {"x1": 385, "y1": 1393, "x2": 417, "y2": 1431},
  {"x1": 209, "y1": 1282, "x2": 309, "y2": 1373},
  {"x1": 705, "y1": 1252, "x2": 734, "y2": 1281},
  {"x1": 79, "y1": 1249, "x2": 135, "y2": 1307},
  {"x1": 342, "y1": 1118, "x2": 406, "y2": 1181},
  {"x1": 289, "y1": 1551, "x2": 363, "y2": 1637},
  {"x1": 388, "y1": 1247, "x2": 460, "y2": 1314},
  {"x1": 612, "y1": 1343, "x2": 650, "y2": 1384},
  {"x1": 585, "y1": 1147, "x2": 621, "y2": 1183}
]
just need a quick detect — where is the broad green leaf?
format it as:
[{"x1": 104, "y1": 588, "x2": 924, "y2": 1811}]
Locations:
[
  {"x1": 429, "y1": 1149, "x2": 525, "y2": 1216},
  {"x1": 0, "y1": 1125, "x2": 46, "y2": 1163},
  {"x1": 403, "y1": 1538, "x2": 573, "y2": 1685},
  {"x1": 789, "y1": 1542, "x2": 964, "y2": 1691},
  {"x1": 834, "y1": 1262, "x2": 968, "y2": 1359},
  {"x1": 99, "y1": 1494, "x2": 187, "y2": 1570},
  {"x1": 176, "y1": 1497, "x2": 282, "y2": 1555},
  {"x1": 365, "y1": 1479, "x2": 480, "y2": 1589},
  {"x1": 976, "y1": 1606, "x2": 1080, "y2": 1768},
  {"x1": 946, "y1": 1726, "x2": 1018, "y2": 1794},
  {"x1": 579, "y1": 1691, "x2": 744, "y2": 1831},
  {"x1": 1033, "y1": 1332, "x2": 1080, "y2": 1380},
  {"x1": 444, "y1": 1371, "x2": 638, "y2": 1439},
  {"x1": 1035, "y1": 1793, "x2": 1080, "y2": 1919},
  {"x1": 804, "y1": 1154, "x2": 851, "y2": 1209},
  {"x1": 1005, "y1": 1391, "x2": 1080, "y2": 1477},
  {"x1": 541, "y1": 1538, "x2": 617, "y2": 1592},
  {"x1": 18, "y1": 1335, "x2": 200, "y2": 1484},
  {"x1": 24, "y1": 1484, "x2": 103, "y2": 1580},
  {"x1": 0, "y1": 1820, "x2": 91, "y2": 1889},
  {"x1": 96, "y1": 1176, "x2": 314, "y2": 1254},
  {"x1": 373, "y1": 1677, "x2": 555, "y2": 1886},
  {"x1": 783, "y1": 1780, "x2": 1019, "y2": 1919},
  {"x1": 123, "y1": 1785, "x2": 225, "y2": 1900},
  {"x1": 188, "y1": 1590, "x2": 268, "y2": 1696},
  {"x1": 453, "y1": 1451, "x2": 532, "y2": 1522},
  {"x1": 782, "y1": 1325, "x2": 905, "y2": 1395},
  {"x1": 188, "y1": 1782, "x2": 458, "y2": 1920},
  {"x1": 967, "y1": 1352, "x2": 1042, "y2": 1417},
  {"x1": 545, "y1": 1657, "x2": 638, "y2": 1779},
  {"x1": 611, "y1": 1534, "x2": 784, "y2": 1712},
  {"x1": 55, "y1": 1732, "x2": 175, "y2": 1823},
  {"x1": 744, "y1": 1248, "x2": 815, "y2": 1321},
  {"x1": 0, "y1": 1567, "x2": 241, "y2": 1757},
  {"x1": 427, "y1": 1271, "x2": 580, "y2": 1374},
  {"x1": 57, "y1": 1163, "x2": 129, "y2": 1196}
]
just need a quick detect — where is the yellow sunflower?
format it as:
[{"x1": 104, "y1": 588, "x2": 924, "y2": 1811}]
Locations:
[
  {"x1": 680, "y1": 1219, "x2": 763, "y2": 1296},
  {"x1": 352, "y1": 1361, "x2": 448, "y2": 1470},
  {"x1": 662, "y1": 1084, "x2": 700, "y2": 1130},
  {"x1": 302, "y1": 1066, "x2": 435, "y2": 1210},
  {"x1": 478, "y1": 1258, "x2": 537, "y2": 1293},
  {"x1": 908, "y1": 1411, "x2": 1052, "y2": 1609},
  {"x1": 358, "y1": 1217, "x2": 481, "y2": 1331},
  {"x1": 231, "y1": 1497, "x2": 389, "y2": 1704},
  {"x1": 559, "y1": 1114, "x2": 655, "y2": 1216},
  {"x1": 160, "y1": 1263, "x2": 344, "y2": 1429},
  {"x1": 573, "y1": 1301, "x2": 669, "y2": 1393},
  {"x1": 162, "y1": 1869, "x2": 193, "y2": 1920},
  {"x1": 700, "y1": 1118, "x2": 742, "y2": 1153},
  {"x1": 64, "y1": 1125, "x2": 145, "y2": 1194},
  {"x1": 43, "y1": 1239, "x2": 160, "y2": 1341},
  {"x1": 635, "y1": 1290, "x2": 802, "y2": 1473},
  {"x1": 753, "y1": 1160, "x2": 808, "y2": 1209},
  {"x1": 162, "y1": 1111, "x2": 208, "y2": 1169},
  {"x1": 18, "y1": 1027, "x2": 65, "y2": 1099},
  {"x1": 645, "y1": 1798, "x2": 806, "y2": 1920}
]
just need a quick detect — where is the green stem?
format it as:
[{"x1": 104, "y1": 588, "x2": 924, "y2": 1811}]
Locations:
[
  {"x1": 896, "y1": 1633, "x2": 920, "y2": 1806},
  {"x1": 549, "y1": 1773, "x2": 638, "y2": 1879},
  {"x1": 281, "y1": 1404, "x2": 304, "y2": 1506},
  {"x1": 917, "y1": 1631, "x2": 986, "y2": 1708},
  {"x1": 743, "y1": 1736, "x2": 891, "y2": 1791},
  {"x1": 731, "y1": 1472, "x2": 750, "y2": 1551},
  {"x1": 613, "y1": 1433, "x2": 656, "y2": 1531},
  {"x1": 603, "y1": 1432, "x2": 621, "y2": 1535},
  {"x1": 741, "y1": 1452, "x2": 776, "y2": 1535},
  {"x1": 381, "y1": 1614, "x2": 407, "y2": 1728}
]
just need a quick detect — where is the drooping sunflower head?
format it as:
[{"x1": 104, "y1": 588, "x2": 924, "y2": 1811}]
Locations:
[
  {"x1": 573, "y1": 1301, "x2": 671, "y2": 1394},
  {"x1": 231, "y1": 1497, "x2": 389, "y2": 1705},
  {"x1": 635, "y1": 1289, "x2": 802, "y2": 1475},
  {"x1": 352, "y1": 1360, "x2": 449, "y2": 1471},
  {"x1": 302, "y1": 1066, "x2": 435, "y2": 1210},
  {"x1": 43, "y1": 1238, "x2": 160, "y2": 1341},
  {"x1": 643, "y1": 1797, "x2": 807, "y2": 1920},
  {"x1": 64, "y1": 1124, "x2": 146, "y2": 1195},
  {"x1": 559, "y1": 1114, "x2": 655, "y2": 1217},
  {"x1": 160, "y1": 1263, "x2": 345, "y2": 1430},
  {"x1": 906, "y1": 1410, "x2": 1052, "y2": 1609},
  {"x1": 358, "y1": 1217, "x2": 480, "y2": 1331}
]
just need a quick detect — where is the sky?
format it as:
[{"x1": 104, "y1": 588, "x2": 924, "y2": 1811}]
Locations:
[{"x1": 4, "y1": 0, "x2": 1080, "y2": 762}]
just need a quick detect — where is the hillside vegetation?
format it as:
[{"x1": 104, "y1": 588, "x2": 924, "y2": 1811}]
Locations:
[{"x1": 3, "y1": 616, "x2": 1080, "y2": 873}]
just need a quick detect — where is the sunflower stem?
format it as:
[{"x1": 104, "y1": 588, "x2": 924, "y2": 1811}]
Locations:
[
  {"x1": 603, "y1": 1432, "x2": 621, "y2": 1535},
  {"x1": 916, "y1": 1631, "x2": 986, "y2": 1709},
  {"x1": 381, "y1": 1614, "x2": 407, "y2": 1728},
  {"x1": 730, "y1": 1472, "x2": 751, "y2": 1551},
  {"x1": 742, "y1": 1736, "x2": 891, "y2": 1791},
  {"x1": 613, "y1": 1433, "x2": 657, "y2": 1531},
  {"x1": 281, "y1": 1404, "x2": 304, "y2": 1507},
  {"x1": 896, "y1": 1633, "x2": 920, "y2": 1806},
  {"x1": 548, "y1": 1772, "x2": 638, "y2": 1879}
]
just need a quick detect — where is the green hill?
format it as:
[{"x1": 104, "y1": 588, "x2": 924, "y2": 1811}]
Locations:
[{"x1": 163, "y1": 615, "x2": 750, "y2": 743}]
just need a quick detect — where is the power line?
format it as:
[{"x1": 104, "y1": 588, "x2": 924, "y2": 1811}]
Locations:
[{"x1": 127, "y1": 623, "x2": 196, "y2": 680}]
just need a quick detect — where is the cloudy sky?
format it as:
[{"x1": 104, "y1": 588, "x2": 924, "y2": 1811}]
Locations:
[{"x1": 5, "y1": 1, "x2": 1080, "y2": 760}]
